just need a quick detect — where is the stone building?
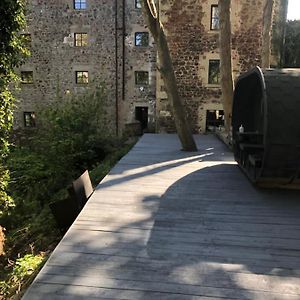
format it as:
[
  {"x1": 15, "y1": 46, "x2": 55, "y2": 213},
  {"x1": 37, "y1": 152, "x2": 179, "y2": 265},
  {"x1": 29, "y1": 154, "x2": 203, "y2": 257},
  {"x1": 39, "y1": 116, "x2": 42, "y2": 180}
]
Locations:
[
  {"x1": 17, "y1": 0, "x2": 157, "y2": 135},
  {"x1": 16, "y1": 0, "x2": 287, "y2": 134},
  {"x1": 157, "y1": 0, "x2": 288, "y2": 132}
]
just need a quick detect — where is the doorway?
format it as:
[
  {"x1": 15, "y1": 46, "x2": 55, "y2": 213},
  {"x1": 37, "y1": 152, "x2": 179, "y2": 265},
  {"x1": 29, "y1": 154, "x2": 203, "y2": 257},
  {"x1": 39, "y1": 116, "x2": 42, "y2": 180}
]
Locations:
[
  {"x1": 135, "y1": 106, "x2": 148, "y2": 131},
  {"x1": 206, "y1": 110, "x2": 224, "y2": 132}
]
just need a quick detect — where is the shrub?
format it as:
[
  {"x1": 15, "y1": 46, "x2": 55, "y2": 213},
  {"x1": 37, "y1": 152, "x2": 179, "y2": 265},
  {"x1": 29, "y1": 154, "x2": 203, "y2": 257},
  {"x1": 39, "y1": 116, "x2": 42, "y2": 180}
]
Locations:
[
  {"x1": 0, "y1": 253, "x2": 45, "y2": 297},
  {"x1": 0, "y1": 82, "x2": 136, "y2": 297}
]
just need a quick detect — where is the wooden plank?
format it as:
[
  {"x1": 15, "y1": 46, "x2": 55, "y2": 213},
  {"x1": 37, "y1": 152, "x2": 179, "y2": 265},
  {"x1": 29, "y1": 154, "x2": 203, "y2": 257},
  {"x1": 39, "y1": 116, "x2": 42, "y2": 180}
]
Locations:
[
  {"x1": 37, "y1": 265, "x2": 300, "y2": 295},
  {"x1": 40, "y1": 263, "x2": 300, "y2": 283},
  {"x1": 71, "y1": 222, "x2": 300, "y2": 240},
  {"x1": 23, "y1": 134, "x2": 300, "y2": 299},
  {"x1": 24, "y1": 283, "x2": 237, "y2": 300},
  {"x1": 31, "y1": 274, "x2": 300, "y2": 300},
  {"x1": 60, "y1": 228, "x2": 300, "y2": 252},
  {"x1": 81, "y1": 202, "x2": 300, "y2": 220},
  {"x1": 46, "y1": 247, "x2": 300, "y2": 270}
]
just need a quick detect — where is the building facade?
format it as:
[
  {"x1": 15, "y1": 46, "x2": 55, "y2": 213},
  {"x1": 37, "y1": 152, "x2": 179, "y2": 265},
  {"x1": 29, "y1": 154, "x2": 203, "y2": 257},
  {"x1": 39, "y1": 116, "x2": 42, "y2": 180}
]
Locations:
[
  {"x1": 16, "y1": 0, "x2": 287, "y2": 134},
  {"x1": 157, "y1": 0, "x2": 287, "y2": 132}
]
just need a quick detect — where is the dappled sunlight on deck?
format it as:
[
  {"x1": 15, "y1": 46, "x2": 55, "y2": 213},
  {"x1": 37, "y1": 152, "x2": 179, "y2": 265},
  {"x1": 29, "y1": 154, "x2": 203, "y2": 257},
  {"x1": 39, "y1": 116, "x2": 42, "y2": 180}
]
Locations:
[{"x1": 23, "y1": 134, "x2": 300, "y2": 300}]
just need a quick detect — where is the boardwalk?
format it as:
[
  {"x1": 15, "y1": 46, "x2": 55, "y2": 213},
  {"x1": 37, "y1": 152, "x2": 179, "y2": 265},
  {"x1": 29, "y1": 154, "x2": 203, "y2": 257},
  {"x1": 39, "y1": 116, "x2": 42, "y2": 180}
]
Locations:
[{"x1": 23, "y1": 134, "x2": 300, "y2": 300}]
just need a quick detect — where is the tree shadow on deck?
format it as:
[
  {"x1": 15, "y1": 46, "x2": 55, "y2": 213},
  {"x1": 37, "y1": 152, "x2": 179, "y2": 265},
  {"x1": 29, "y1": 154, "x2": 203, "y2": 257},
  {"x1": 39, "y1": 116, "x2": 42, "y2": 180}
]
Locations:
[
  {"x1": 143, "y1": 163, "x2": 300, "y2": 299},
  {"x1": 28, "y1": 153, "x2": 300, "y2": 299},
  {"x1": 96, "y1": 135, "x2": 233, "y2": 191}
]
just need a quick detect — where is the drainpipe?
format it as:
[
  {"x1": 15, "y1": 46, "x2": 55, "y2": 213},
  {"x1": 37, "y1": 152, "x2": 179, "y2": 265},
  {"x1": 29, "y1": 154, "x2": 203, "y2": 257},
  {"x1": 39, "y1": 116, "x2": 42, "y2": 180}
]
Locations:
[
  {"x1": 115, "y1": 0, "x2": 119, "y2": 136},
  {"x1": 122, "y1": 0, "x2": 126, "y2": 103}
]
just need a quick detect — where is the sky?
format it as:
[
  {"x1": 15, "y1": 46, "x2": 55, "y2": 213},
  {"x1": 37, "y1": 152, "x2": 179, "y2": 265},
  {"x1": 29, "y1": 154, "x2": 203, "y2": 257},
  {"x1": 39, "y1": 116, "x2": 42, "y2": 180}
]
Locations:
[{"x1": 287, "y1": 0, "x2": 300, "y2": 20}]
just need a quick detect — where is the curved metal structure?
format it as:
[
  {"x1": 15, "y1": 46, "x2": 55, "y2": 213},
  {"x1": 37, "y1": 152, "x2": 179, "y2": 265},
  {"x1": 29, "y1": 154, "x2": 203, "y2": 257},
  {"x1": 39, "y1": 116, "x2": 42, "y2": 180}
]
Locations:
[{"x1": 232, "y1": 66, "x2": 300, "y2": 188}]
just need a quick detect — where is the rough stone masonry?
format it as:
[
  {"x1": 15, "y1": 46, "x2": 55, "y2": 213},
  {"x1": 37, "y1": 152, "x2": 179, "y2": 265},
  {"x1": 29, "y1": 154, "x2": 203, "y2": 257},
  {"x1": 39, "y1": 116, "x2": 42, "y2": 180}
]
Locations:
[{"x1": 16, "y1": 0, "x2": 287, "y2": 134}]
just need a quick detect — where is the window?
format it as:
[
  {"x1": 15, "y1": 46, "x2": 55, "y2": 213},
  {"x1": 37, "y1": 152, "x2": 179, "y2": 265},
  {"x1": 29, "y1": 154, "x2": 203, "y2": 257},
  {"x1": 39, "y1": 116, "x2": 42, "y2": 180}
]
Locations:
[
  {"x1": 135, "y1": 32, "x2": 149, "y2": 47},
  {"x1": 135, "y1": 71, "x2": 149, "y2": 85},
  {"x1": 74, "y1": 33, "x2": 88, "y2": 46},
  {"x1": 74, "y1": 0, "x2": 87, "y2": 10},
  {"x1": 135, "y1": 0, "x2": 141, "y2": 9},
  {"x1": 24, "y1": 112, "x2": 36, "y2": 127},
  {"x1": 210, "y1": 5, "x2": 219, "y2": 30},
  {"x1": 21, "y1": 33, "x2": 31, "y2": 47},
  {"x1": 208, "y1": 60, "x2": 220, "y2": 84},
  {"x1": 21, "y1": 71, "x2": 33, "y2": 84},
  {"x1": 76, "y1": 71, "x2": 89, "y2": 84}
]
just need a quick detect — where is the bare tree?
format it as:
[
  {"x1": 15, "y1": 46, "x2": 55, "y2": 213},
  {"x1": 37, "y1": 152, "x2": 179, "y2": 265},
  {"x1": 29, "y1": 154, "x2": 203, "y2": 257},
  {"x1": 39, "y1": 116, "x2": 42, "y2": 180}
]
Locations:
[
  {"x1": 262, "y1": 0, "x2": 275, "y2": 68},
  {"x1": 142, "y1": 0, "x2": 197, "y2": 151},
  {"x1": 219, "y1": 0, "x2": 234, "y2": 134}
]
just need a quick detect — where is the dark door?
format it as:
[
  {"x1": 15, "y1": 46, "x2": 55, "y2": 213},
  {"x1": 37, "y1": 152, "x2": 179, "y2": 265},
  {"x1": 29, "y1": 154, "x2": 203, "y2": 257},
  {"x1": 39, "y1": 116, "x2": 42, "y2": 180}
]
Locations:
[
  {"x1": 206, "y1": 110, "x2": 224, "y2": 132},
  {"x1": 135, "y1": 107, "x2": 148, "y2": 131}
]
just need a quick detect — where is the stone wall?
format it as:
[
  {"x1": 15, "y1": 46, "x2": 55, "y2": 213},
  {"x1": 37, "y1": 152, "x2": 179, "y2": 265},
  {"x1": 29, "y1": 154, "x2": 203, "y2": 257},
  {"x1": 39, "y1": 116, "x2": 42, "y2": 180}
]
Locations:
[
  {"x1": 122, "y1": 0, "x2": 157, "y2": 133},
  {"x1": 17, "y1": 0, "x2": 117, "y2": 132},
  {"x1": 16, "y1": 0, "x2": 286, "y2": 135},
  {"x1": 157, "y1": 0, "x2": 286, "y2": 133},
  {"x1": 16, "y1": 0, "x2": 157, "y2": 135}
]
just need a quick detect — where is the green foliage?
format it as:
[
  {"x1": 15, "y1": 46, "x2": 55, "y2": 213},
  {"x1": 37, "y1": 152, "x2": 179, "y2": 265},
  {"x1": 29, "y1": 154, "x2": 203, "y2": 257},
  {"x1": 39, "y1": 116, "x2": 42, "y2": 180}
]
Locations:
[
  {"x1": 35, "y1": 84, "x2": 113, "y2": 173},
  {"x1": 0, "y1": 0, "x2": 27, "y2": 156},
  {"x1": 0, "y1": 168, "x2": 14, "y2": 216},
  {"x1": 284, "y1": 20, "x2": 300, "y2": 67},
  {"x1": 2, "y1": 148, "x2": 61, "y2": 233},
  {"x1": 0, "y1": 253, "x2": 45, "y2": 297},
  {"x1": 89, "y1": 142, "x2": 136, "y2": 186},
  {"x1": 0, "y1": 84, "x2": 129, "y2": 293},
  {"x1": 0, "y1": 0, "x2": 28, "y2": 221},
  {"x1": 4, "y1": 206, "x2": 59, "y2": 258},
  {"x1": 0, "y1": 81, "x2": 135, "y2": 297},
  {"x1": 3, "y1": 84, "x2": 114, "y2": 226}
]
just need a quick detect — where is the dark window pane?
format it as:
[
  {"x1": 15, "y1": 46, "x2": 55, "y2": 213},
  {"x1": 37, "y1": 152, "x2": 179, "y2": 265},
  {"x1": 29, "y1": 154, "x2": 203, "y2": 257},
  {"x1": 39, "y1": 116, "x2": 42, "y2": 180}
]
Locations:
[
  {"x1": 24, "y1": 112, "x2": 36, "y2": 127},
  {"x1": 76, "y1": 71, "x2": 89, "y2": 84},
  {"x1": 21, "y1": 71, "x2": 33, "y2": 84},
  {"x1": 135, "y1": 71, "x2": 149, "y2": 85},
  {"x1": 208, "y1": 60, "x2": 220, "y2": 84},
  {"x1": 211, "y1": 5, "x2": 219, "y2": 30},
  {"x1": 135, "y1": 32, "x2": 149, "y2": 47}
]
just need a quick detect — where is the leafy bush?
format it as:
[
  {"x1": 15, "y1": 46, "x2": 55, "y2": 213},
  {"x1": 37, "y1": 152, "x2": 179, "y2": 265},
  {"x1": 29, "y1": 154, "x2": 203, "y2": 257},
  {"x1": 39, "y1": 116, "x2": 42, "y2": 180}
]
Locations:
[
  {"x1": 5, "y1": 83, "x2": 114, "y2": 218},
  {"x1": 0, "y1": 168, "x2": 14, "y2": 216},
  {"x1": 0, "y1": 82, "x2": 137, "y2": 297},
  {"x1": 1, "y1": 82, "x2": 115, "y2": 230},
  {"x1": 0, "y1": 253, "x2": 45, "y2": 297},
  {"x1": 34, "y1": 83, "x2": 113, "y2": 170},
  {"x1": 0, "y1": 0, "x2": 28, "y2": 225},
  {"x1": 89, "y1": 142, "x2": 135, "y2": 186}
]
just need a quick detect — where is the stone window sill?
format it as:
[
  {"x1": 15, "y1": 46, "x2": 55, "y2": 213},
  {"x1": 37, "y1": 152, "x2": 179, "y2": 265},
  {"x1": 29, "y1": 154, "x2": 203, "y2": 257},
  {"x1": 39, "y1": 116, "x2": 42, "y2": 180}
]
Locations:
[
  {"x1": 205, "y1": 84, "x2": 221, "y2": 88},
  {"x1": 207, "y1": 30, "x2": 219, "y2": 34}
]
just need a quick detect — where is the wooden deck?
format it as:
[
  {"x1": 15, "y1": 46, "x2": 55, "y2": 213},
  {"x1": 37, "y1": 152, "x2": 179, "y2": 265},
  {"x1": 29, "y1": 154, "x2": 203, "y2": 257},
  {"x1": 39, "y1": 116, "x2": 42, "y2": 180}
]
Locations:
[{"x1": 23, "y1": 134, "x2": 300, "y2": 300}]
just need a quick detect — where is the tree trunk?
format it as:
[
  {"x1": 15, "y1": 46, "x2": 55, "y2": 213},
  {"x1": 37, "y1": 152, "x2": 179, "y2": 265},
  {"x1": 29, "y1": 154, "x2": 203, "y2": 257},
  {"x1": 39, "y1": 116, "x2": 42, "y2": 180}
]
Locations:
[
  {"x1": 0, "y1": 225, "x2": 4, "y2": 256},
  {"x1": 142, "y1": 0, "x2": 197, "y2": 151},
  {"x1": 219, "y1": 0, "x2": 234, "y2": 134},
  {"x1": 262, "y1": 0, "x2": 274, "y2": 68}
]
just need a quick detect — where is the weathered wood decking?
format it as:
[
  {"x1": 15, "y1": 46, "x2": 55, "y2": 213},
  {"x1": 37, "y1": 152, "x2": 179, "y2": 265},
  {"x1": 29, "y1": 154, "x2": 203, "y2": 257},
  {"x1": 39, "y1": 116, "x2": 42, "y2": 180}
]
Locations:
[{"x1": 23, "y1": 134, "x2": 300, "y2": 300}]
